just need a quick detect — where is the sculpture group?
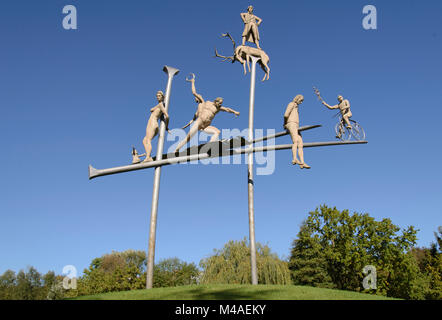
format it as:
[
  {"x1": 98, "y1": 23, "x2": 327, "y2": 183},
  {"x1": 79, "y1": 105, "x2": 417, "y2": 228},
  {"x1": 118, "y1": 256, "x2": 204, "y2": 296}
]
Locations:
[
  {"x1": 132, "y1": 5, "x2": 364, "y2": 169},
  {"x1": 90, "y1": 5, "x2": 368, "y2": 289}
]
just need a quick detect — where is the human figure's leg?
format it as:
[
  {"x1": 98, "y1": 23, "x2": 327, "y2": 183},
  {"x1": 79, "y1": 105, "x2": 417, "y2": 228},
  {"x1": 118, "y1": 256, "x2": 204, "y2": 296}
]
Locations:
[
  {"x1": 343, "y1": 115, "x2": 352, "y2": 129},
  {"x1": 252, "y1": 25, "x2": 260, "y2": 49},
  {"x1": 143, "y1": 126, "x2": 158, "y2": 162},
  {"x1": 288, "y1": 125, "x2": 300, "y2": 165},
  {"x1": 336, "y1": 119, "x2": 344, "y2": 139},
  {"x1": 142, "y1": 137, "x2": 152, "y2": 161},
  {"x1": 175, "y1": 120, "x2": 201, "y2": 152},
  {"x1": 203, "y1": 126, "x2": 221, "y2": 142},
  {"x1": 242, "y1": 24, "x2": 250, "y2": 46},
  {"x1": 297, "y1": 134, "x2": 310, "y2": 169}
]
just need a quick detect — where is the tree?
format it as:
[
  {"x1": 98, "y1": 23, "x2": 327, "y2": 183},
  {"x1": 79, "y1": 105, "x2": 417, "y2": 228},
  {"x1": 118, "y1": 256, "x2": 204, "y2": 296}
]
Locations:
[
  {"x1": 42, "y1": 271, "x2": 68, "y2": 300},
  {"x1": 289, "y1": 224, "x2": 335, "y2": 288},
  {"x1": 0, "y1": 270, "x2": 17, "y2": 299},
  {"x1": 75, "y1": 250, "x2": 199, "y2": 296},
  {"x1": 78, "y1": 250, "x2": 147, "y2": 296},
  {"x1": 153, "y1": 258, "x2": 199, "y2": 288},
  {"x1": 200, "y1": 238, "x2": 291, "y2": 285},
  {"x1": 0, "y1": 268, "x2": 65, "y2": 300},
  {"x1": 410, "y1": 228, "x2": 442, "y2": 300},
  {"x1": 13, "y1": 267, "x2": 46, "y2": 300},
  {"x1": 289, "y1": 205, "x2": 421, "y2": 299}
]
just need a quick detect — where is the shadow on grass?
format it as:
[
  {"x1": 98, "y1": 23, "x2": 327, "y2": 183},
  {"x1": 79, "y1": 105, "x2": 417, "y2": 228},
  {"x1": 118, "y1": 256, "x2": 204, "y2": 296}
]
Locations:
[
  {"x1": 72, "y1": 284, "x2": 394, "y2": 300},
  {"x1": 157, "y1": 286, "x2": 285, "y2": 300}
]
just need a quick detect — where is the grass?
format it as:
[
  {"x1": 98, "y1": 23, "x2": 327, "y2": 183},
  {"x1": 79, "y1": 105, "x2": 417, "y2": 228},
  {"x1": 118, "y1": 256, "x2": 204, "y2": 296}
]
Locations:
[{"x1": 72, "y1": 284, "x2": 398, "y2": 300}]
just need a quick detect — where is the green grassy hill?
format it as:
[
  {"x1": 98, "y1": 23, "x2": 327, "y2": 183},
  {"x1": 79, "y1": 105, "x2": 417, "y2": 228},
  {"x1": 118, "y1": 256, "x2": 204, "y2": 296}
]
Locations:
[{"x1": 72, "y1": 284, "x2": 398, "y2": 300}]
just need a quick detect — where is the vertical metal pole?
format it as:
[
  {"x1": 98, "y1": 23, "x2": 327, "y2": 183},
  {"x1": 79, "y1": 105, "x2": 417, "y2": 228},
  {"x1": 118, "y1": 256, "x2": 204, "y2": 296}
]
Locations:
[
  {"x1": 247, "y1": 56, "x2": 259, "y2": 285},
  {"x1": 146, "y1": 65, "x2": 179, "y2": 289}
]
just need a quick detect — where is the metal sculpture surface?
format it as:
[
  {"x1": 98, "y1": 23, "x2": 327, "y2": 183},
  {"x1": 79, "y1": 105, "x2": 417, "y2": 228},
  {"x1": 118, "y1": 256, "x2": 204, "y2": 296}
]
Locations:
[
  {"x1": 174, "y1": 73, "x2": 240, "y2": 152},
  {"x1": 132, "y1": 91, "x2": 170, "y2": 164},
  {"x1": 241, "y1": 5, "x2": 262, "y2": 49},
  {"x1": 215, "y1": 33, "x2": 270, "y2": 81},
  {"x1": 284, "y1": 95, "x2": 311, "y2": 169},
  {"x1": 314, "y1": 87, "x2": 365, "y2": 141}
]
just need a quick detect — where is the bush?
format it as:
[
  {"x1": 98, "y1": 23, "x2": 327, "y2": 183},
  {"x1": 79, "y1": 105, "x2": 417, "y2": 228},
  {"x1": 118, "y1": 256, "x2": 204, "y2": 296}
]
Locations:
[{"x1": 200, "y1": 238, "x2": 291, "y2": 285}]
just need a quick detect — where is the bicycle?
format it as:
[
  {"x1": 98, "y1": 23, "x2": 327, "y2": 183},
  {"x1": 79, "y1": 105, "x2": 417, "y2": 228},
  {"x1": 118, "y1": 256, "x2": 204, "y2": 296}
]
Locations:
[
  {"x1": 335, "y1": 117, "x2": 365, "y2": 141},
  {"x1": 313, "y1": 86, "x2": 366, "y2": 142}
]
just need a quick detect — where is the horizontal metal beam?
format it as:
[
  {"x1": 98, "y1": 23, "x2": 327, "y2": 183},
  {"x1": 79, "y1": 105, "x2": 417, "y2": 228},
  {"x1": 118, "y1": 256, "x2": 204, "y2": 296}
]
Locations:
[
  {"x1": 89, "y1": 153, "x2": 208, "y2": 180},
  {"x1": 252, "y1": 124, "x2": 322, "y2": 144},
  {"x1": 89, "y1": 140, "x2": 367, "y2": 180},
  {"x1": 244, "y1": 140, "x2": 368, "y2": 153}
]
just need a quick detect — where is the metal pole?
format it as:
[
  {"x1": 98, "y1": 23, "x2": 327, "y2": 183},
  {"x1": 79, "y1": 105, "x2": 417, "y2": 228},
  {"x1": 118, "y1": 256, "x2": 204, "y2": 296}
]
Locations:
[
  {"x1": 247, "y1": 56, "x2": 259, "y2": 285},
  {"x1": 146, "y1": 65, "x2": 179, "y2": 289}
]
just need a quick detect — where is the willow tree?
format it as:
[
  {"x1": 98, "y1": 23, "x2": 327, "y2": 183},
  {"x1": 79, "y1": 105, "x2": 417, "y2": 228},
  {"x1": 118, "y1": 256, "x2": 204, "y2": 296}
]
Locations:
[{"x1": 199, "y1": 238, "x2": 291, "y2": 285}]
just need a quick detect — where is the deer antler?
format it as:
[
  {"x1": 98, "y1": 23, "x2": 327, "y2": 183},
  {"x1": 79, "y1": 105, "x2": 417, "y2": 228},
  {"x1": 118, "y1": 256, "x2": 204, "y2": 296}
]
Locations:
[
  {"x1": 214, "y1": 47, "x2": 234, "y2": 62},
  {"x1": 214, "y1": 32, "x2": 237, "y2": 63},
  {"x1": 221, "y1": 32, "x2": 236, "y2": 51}
]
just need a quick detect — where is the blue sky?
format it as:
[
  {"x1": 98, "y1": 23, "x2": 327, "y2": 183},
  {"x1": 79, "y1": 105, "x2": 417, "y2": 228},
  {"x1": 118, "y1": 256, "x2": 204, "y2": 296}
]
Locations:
[{"x1": 0, "y1": 0, "x2": 441, "y2": 276}]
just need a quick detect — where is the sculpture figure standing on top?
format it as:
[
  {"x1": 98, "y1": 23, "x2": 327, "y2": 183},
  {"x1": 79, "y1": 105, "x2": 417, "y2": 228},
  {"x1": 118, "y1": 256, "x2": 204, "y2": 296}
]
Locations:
[
  {"x1": 284, "y1": 95, "x2": 310, "y2": 169},
  {"x1": 174, "y1": 74, "x2": 240, "y2": 152},
  {"x1": 214, "y1": 5, "x2": 270, "y2": 81},
  {"x1": 132, "y1": 91, "x2": 170, "y2": 164},
  {"x1": 241, "y1": 5, "x2": 262, "y2": 49}
]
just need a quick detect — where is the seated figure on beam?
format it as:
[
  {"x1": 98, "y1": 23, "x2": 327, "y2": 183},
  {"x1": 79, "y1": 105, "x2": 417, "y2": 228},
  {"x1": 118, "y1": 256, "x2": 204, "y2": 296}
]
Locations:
[
  {"x1": 133, "y1": 91, "x2": 170, "y2": 164},
  {"x1": 284, "y1": 95, "x2": 310, "y2": 169},
  {"x1": 174, "y1": 74, "x2": 240, "y2": 152}
]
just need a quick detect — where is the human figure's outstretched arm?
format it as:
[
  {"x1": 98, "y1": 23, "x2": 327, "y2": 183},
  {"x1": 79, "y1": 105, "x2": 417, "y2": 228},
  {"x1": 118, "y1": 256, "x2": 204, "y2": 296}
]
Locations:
[
  {"x1": 220, "y1": 106, "x2": 240, "y2": 116},
  {"x1": 189, "y1": 79, "x2": 204, "y2": 104},
  {"x1": 322, "y1": 101, "x2": 338, "y2": 110},
  {"x1": 255, "y1": 15, "x2": 262, "y2": 26}
]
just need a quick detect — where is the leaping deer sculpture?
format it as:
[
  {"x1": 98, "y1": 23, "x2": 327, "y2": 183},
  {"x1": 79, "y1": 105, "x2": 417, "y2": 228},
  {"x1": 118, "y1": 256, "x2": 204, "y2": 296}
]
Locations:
[{"x1": 215, "y1": 33, "x2": 270, "y2": 81}]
